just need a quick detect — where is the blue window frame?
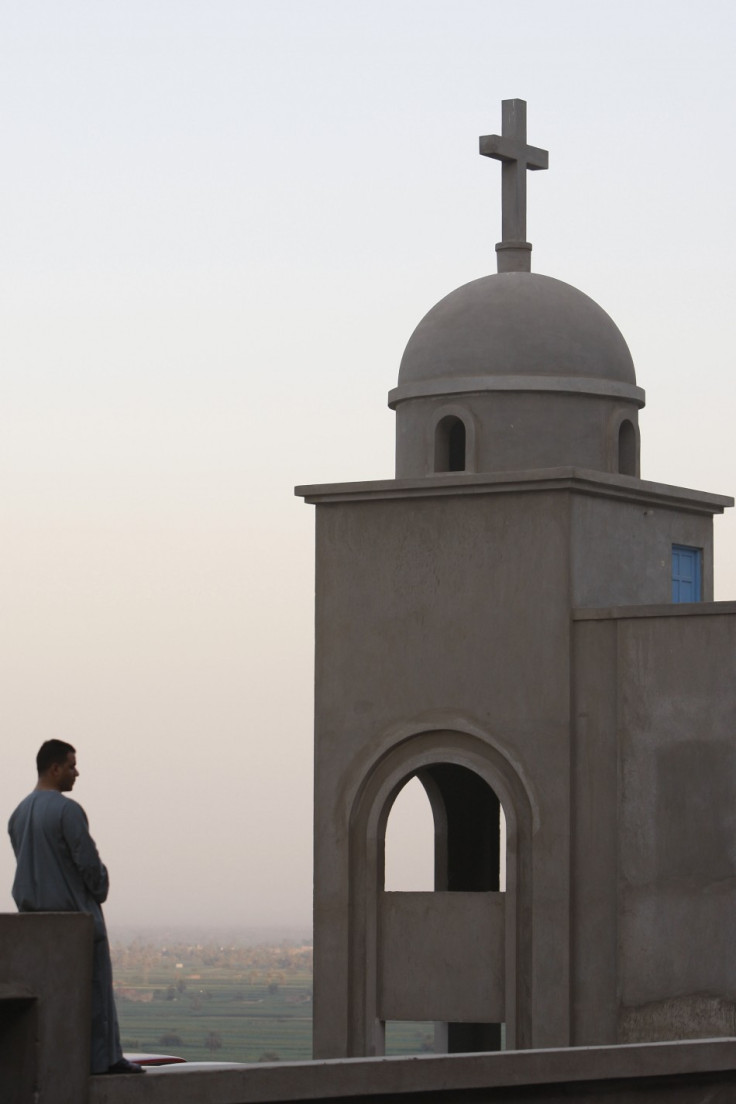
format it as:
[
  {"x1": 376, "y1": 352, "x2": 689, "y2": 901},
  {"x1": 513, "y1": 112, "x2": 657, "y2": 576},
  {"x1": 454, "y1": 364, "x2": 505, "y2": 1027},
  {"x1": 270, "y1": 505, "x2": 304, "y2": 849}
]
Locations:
[{"x1": 672, "y1": 545, "x2": 702, "y2": 603}]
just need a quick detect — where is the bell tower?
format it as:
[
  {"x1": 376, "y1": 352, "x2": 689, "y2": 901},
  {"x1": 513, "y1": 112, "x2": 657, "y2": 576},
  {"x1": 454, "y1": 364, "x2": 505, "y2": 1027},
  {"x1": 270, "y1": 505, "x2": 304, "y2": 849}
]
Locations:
[{"x1": 298, "y1": 100, "x2": 734, "y2": 1058}]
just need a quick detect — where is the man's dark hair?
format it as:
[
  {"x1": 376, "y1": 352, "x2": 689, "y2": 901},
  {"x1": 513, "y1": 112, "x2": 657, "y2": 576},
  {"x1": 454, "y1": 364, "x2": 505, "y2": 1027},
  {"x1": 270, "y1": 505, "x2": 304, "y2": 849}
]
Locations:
[{"x1": 36, "y1": 740, "x2": 76, "y2": 775}]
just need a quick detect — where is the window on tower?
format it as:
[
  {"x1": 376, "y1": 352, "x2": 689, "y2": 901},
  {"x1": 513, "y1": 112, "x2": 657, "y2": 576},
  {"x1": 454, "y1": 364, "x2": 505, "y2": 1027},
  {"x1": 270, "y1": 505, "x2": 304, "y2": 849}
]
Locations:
[
  {"x1": 435, "y1": 415, "x2": 466, "y2": 472},
  {"x1": 618, "y1": 419, "x2": 637, "y2": 476}
]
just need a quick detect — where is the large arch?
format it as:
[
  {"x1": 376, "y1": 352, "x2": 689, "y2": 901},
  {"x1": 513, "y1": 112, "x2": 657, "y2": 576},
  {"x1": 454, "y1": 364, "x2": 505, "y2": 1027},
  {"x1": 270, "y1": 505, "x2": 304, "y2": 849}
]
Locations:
[{"x1": 347, "y1": 725, "x2": 535, "y2": 1056}]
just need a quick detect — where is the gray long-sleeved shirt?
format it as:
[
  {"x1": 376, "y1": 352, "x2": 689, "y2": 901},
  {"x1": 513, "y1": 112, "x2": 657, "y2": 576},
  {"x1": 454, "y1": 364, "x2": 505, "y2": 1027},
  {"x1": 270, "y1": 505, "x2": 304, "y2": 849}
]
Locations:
[{"x1": 8, "y1": 789, "x2": 109, "y2": 940}]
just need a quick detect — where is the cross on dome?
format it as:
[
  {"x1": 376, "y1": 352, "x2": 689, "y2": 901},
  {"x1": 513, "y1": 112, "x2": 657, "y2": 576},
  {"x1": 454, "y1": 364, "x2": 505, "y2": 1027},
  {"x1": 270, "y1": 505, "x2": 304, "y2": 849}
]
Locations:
[{"x1": 479, "y1": 99, "x2": 548, "y2": 272}]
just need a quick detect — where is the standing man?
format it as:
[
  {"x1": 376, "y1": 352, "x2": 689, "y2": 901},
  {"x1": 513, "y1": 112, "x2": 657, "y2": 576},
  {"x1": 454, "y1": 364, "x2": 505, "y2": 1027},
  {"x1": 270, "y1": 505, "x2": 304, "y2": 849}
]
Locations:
[{"x1": 8, "y1": 740, "x2": 143, "y2": 1075}]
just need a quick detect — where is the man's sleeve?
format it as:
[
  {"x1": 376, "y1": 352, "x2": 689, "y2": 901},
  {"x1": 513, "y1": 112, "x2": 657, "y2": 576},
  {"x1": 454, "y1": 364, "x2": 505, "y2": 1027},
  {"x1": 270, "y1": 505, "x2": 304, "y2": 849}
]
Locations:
[{"x1": 61, "y1": 801, "x2": 110, "y2": 904}]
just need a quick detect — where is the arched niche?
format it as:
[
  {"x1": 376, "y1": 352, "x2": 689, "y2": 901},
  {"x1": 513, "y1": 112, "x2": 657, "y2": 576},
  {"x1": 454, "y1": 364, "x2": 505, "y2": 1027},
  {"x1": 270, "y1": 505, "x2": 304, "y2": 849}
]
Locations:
[
  {"x1": 607, "y1": 411, "x2": 640, "y2": 477},
  {"x1": 618, "y1": 418, "x2": 638, "y2": 476},
  {"x1": 435, "y1": 415, "x2": 467, "y2": 472},
  {"x1": 430, "y1": 407, "x2": 476, "y2": 475},
  {"x1": 347, "y1": 728, "x2": 533, "y2": 1058}
]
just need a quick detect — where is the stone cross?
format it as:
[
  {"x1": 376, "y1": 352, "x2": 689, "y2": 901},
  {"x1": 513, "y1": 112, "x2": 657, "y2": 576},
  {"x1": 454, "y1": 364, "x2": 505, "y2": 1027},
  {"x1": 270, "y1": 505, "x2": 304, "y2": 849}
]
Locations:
[{"x1": 479, "y1": 99, "x2": 548, "y2": 272}]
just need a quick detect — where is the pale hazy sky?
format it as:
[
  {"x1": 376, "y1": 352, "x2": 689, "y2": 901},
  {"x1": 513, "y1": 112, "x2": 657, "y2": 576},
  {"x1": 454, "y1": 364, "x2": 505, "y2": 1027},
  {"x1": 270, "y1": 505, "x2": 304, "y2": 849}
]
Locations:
[{"x1": 3, "y1": 0, "x2": 736, "y2": 928}]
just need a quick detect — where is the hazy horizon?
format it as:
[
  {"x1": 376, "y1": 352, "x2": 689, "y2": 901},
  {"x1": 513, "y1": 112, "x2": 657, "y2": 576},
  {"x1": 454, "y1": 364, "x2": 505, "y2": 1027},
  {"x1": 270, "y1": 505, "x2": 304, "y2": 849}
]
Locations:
[
  {"x1": 3, "y1": 0, "x2": 736, "y2": 929},
  {"x1": 107, "y1": 922, "x2": 313, "y2": 946}
]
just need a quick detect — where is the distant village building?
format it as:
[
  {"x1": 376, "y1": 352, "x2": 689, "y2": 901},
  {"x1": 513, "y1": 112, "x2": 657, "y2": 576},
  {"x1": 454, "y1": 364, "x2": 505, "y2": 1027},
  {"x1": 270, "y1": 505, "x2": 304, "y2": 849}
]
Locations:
[{"x1": 298, "y1": 100, "x2": 736, "y2": 1057}]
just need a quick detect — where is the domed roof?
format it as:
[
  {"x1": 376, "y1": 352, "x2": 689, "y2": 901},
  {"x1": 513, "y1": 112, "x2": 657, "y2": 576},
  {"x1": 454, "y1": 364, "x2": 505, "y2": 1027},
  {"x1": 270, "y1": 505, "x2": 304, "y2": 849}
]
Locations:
[{"x1": 389, "y1": 272, "x2": 644, "y2": 409}]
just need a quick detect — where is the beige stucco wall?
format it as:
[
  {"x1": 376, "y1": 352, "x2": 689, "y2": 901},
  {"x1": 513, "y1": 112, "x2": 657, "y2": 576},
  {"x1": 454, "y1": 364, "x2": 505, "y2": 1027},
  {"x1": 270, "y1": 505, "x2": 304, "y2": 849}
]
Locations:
[{"x1": 573, "y1": 605, "x2": 736, "y2": 1044}]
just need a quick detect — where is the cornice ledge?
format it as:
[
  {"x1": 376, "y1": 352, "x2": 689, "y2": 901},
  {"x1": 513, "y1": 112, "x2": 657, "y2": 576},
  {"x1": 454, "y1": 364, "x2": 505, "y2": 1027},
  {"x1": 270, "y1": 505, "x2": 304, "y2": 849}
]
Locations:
[
  {"x1": 388, "y1": 374, "x2": 646, "y2": 409},
  {"x1": 574, "y1": 601, "x2": 736, "y2": 621},
  {"x1": 296, "y1": 467, "x2": 733, "y2": 513}
]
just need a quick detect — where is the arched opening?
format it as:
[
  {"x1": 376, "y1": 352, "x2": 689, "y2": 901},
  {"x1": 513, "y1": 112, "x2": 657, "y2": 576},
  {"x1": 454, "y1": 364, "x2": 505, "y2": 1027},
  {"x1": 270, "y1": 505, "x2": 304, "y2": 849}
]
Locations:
[
  {"x1": 418, "y1": 764, "x2": 500, "y2": 893},
  {"x1": 434, "y1": 416, "x2": 466, "y2": 472},
  {"x1": 348, "y1": 728, "x2": 533, "y2": 1058},
  {"x1": 385, "y1": 773, "x2": 508, "y2": 894},
  {"x1": 618, "y1": 419, "x2": 637, "y2": 476},
  {"x1": 384, "y1": 775, "x2": 437, "y2": 1055},
  {"x1": 379, "y1": 764, "x2": 507, "y2": 1054},
  {"x1": 384, "y1": 776, "x2": 434, "y2": 891}
]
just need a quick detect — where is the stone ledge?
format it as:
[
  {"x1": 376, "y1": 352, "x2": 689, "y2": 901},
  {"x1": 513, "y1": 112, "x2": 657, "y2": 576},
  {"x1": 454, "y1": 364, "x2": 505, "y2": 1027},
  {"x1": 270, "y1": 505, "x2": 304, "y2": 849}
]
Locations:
[
  {"x1": 573, "y1": 601, "x2": 736, "y2": 621},
  {"x1": 296, "y1": 468, "x2": 733, "y2": 514},
  {"x1": 387, "y1": 373, "x2": 646, "y2": 408},
  {"x1": 90, "y1": 1038, "x2": 736, "y2": 1104},
  {"x1": 0, "y1": 982, "x2": 35, "y2": 999}
]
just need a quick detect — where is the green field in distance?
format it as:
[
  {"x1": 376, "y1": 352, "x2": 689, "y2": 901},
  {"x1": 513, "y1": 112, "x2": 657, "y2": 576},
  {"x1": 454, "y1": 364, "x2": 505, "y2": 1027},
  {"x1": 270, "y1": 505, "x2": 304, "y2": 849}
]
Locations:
[{"x1": 112, "y1": 936, "x2": 433, "y2": 1063}]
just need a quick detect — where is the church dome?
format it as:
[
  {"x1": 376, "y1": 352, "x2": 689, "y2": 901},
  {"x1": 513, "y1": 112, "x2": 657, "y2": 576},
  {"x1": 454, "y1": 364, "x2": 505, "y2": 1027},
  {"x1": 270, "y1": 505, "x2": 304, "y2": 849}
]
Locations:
[
  {"x1": 389, "y1": 271, "x2": 641, "y2": 408},
  {"x1": 388, "y1": 100, "x2": 645, "y2": 479}
]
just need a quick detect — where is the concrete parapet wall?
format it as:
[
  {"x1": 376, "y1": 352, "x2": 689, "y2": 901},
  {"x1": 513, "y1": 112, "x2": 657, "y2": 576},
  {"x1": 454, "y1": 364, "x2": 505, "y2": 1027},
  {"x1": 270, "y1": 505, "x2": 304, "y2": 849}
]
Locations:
[
  {"x1": 0, "y1": 912, "x2": 93, "y2": 1104},
  {"x1": 90, "y1": 1040, "x2": 736, "y2": 1104}
]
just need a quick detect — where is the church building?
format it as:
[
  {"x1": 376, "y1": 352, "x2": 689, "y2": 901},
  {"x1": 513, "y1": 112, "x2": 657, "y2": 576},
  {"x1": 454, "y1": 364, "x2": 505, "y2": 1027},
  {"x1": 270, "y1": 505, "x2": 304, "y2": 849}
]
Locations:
[{"x1": 297, "y1": 100, "x2": 736, "y2": 1058}]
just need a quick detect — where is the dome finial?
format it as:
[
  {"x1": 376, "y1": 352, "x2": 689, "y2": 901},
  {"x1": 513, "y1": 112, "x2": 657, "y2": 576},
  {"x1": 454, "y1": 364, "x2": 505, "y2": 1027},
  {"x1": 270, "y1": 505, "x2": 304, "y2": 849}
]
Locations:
[{"x1": 479, "y1": 99, "x2": 548, "y2": 273}]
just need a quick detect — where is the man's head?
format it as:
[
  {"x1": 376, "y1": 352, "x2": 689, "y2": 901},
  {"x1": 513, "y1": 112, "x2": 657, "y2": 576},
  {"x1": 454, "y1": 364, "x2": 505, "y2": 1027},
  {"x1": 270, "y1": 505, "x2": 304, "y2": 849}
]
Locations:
[{"x1": 36, "y1": 739, "x2": 78, "y2": 792}]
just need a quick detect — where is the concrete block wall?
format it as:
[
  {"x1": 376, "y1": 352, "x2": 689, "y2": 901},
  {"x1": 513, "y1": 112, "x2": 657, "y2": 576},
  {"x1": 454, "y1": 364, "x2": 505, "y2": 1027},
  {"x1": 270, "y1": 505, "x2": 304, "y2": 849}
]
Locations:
[{"x1": 0, "y1": 912, "x2": 93, "y2": 1104}]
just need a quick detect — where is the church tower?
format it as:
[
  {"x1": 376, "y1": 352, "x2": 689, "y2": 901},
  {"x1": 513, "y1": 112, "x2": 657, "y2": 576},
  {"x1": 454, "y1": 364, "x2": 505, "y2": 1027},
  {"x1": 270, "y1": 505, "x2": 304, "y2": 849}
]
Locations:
[{"x1": 298, "y1": 101, "x2": 736, "y2": 1058}]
